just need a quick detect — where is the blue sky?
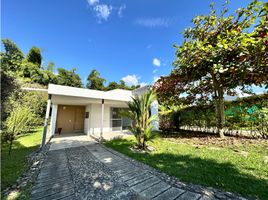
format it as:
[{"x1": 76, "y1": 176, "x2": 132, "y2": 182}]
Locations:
[{"x1": 2, "y1": 0, "x2": 254, "y2": 87}]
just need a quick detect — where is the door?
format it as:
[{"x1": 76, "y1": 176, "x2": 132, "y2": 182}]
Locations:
[
  {"x1": 74, "y1": 106, "x2": 85, "y2": 131},
  {"x1": 56, "y1": 105, "x2": 85, "y2": 133}
]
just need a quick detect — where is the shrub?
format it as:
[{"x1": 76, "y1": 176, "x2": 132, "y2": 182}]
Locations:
[{"x1": 3, "y1": 106, "x2": 36, "y2": 154}]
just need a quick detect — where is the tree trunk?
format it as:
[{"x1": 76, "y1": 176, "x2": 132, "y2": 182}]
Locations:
[
  {"x1": 216, "y1": 88, "x2": 225, "y2": 138},
  {"x1": 8, "y1": 139, "x2": 13, "y2": 155}
]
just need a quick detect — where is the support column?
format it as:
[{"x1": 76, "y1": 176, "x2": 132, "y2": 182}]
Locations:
[
  {"x1": 100, "y1": 99, "x2": 104, "y2": 141},
  {"x1": 49, "y1": 104, "x2": 58, "y2": 137},
  {"x1": 41, "y1": 94, "x2": 52, "y2": 149}
]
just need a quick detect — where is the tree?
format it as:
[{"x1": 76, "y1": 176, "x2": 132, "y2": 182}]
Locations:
[
  {"x1": 57, "y1": 68, "x2": 82, "y2": 87},
  {"x1": 0, "y1": 39, "x2": 24, "y2": 72},
  {"x1": 106, "y1": 81, "x2": 119, "y2": 90},
  {"x1": 0, "y1": 70, "x2": 18, "y2": 124},
  {"x1": 26, "y1": 46, "x2": 42, "y2": 67},
  {"x1": 46, "y1": 62, "x2": 55, "y2": 72},
  {"x1": 3, "y1": 107, "x2": 35, "y2": 155},
  {"x1": 121, "y1": 90, "x2": 157, "y2": 149},
  {"x1": 155, "y1": 1, "x2": 268, "y2": 137},
  {"x1": 86, "y1": 69, "x2": 106, "y2": 90}
]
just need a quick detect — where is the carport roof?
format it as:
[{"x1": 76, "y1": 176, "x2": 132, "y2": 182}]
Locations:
[{"x1": 48, "y1": 84, "x2": 133, "y2": 102}]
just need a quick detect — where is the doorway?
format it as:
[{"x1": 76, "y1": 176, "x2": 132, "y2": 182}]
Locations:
[{"x1": 56, "y1": 105, "x2": 85, "y2": 134}]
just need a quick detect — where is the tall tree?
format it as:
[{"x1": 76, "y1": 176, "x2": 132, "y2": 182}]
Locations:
[
  {"x1": 106, "y1": 81, "x2": 119, "y2": 90},
  {"x1": 57, "y1": 68, "x2": 82, "y2": 87},
  {"x1": 46, "y1": 62, "x2": 55, "y2": 72},
  {"x1": 26, "y1": 46, "x2": 42, "y2": 67},
  {"x1": 1, "y1": 39, "x2": 24, "y2": 72},
  {"x1": 155, "y1": 1, "x2": 268, "y2": 137},
  {"x1": 86, "y1": 69, "x2": 106, "y2": 90}
]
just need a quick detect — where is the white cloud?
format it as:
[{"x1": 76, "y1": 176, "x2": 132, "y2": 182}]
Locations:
[
  {"x1": 146, "y1": 44, "x2": 152, "y2": 49},
  {"x1": 153, "y1": 69, "x2": 158, "y2": 74},
  {"x1": 94, "y1": 4, "x2": 112, "y2": 21},
  {"x1": 153, "y1": 58, "x2": 161, "y2": 67},
  {"x1": 86, "y1": 0, "x2": 126, "y2": 23},
  {"x1": 118, "y1": 4, "x2": 126, "y2": 18},
  {"x1": 134, "y1": 18, "x2": 172, "y2": 28},
  {"x1": 87, "y1": 0, "x2": 99, "y2": 5},
  {"x1": 122, "y1": 75, "x2": 140, "y2": 86}
]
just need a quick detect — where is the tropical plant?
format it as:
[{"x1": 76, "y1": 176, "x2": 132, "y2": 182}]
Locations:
[
  {"x1": 3, "y1": 107, "x2": 36, "y2": 154},
  {"x1": 121, "y1": 90, "x2": 157, "y2": 149}
]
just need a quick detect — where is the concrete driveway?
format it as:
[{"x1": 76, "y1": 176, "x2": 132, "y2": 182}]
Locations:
[{"x1": 49, "y1": 133, "x2": 96, "y2": 151}]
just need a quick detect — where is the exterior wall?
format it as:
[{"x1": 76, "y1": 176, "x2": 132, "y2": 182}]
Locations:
[
  {"x1": 150, "y1": 100, "x2": 159, "y2": 131},
  {"x1": 89, "y1": 104, "x2": 111, "y2": 138},
  {"x1": 49, "y1": 104, "x2": 58, "y2": 137},
  {"x1": 84, "y1": 104, "x2": 91, "y2": 136}
]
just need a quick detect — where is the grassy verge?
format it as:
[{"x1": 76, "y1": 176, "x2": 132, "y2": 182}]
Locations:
[
  {"x1": 104, "y1": 135, "x2": 268, "y2": 199},
  {"x1": 1, "y1": 127, "x2": 43, "y2": 193}
]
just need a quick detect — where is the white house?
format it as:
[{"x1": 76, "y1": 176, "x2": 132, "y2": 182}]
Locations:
[{"x1": 41, "y1": 84, "x2": 159, "y2": 147}]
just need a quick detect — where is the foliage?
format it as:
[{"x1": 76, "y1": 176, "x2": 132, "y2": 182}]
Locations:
[
  {"x1": 0, "y1": 70, "x2": 18, "y2": 123},
  {"x1": 106, "y1": 80, "x2": 138, "y2": 91},
  {"x1": 155, "y1": 1, "x2": 268, "y2": 137},
  {"x1": 1, "y1": 127, "x2": 42, "y2": 192},
  {"x1": 121, "y1": 90, "x2": 157, "y2": 149},
  {"x1": 172, "y1": 94, "x2": 268, "y2": 138},
  {"x1": 0, "y1": 39, "x2": 24, "y2": 72},
  {"x1": 45, "y1": 61, "x2": 55, "y2": 72},
  {"x1": 158, "y1": 104, "x2": 182, "y2": 135},
  {"x1": 26, "y1": 46, "x2": 42, "y2": 67},
  {"x1": 57, "y1": 68, "x2": 83, "y2": 87},
  {"x1": 3, "y1": 85, "x2": 47, "y2": 126},
  {"x1": 105, "y1": 136, "x2": 268, "y2": 199},
  {"x1": 3, "y1": 107, "x2": 36, "y2": 155},
  {"x1": 86, "y1": 69, "x2": 106, "y2": 90}
]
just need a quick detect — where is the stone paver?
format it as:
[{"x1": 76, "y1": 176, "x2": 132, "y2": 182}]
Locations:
[
  {"x1": 32, "y1": 140, "x2": 247, "y2": 200},
  {"x1": 85, "y1": 143, "x2": 210, "y2": 200},
  {"x1": 31, "y1": 150, "x2": 74, "y2": 200}
]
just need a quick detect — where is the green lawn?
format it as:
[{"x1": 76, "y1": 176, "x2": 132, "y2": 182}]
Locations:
[
  {"x1": 1, "y1": 127, "x2": 43, "y2": 193},
  {"x1": 105, "y1": 135, "x2": 268, "y2": 200}
]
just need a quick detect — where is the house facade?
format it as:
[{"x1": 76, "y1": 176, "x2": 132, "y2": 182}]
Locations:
[{"x1": 43, "y1": 84, "x2": 158, "y2": 143}]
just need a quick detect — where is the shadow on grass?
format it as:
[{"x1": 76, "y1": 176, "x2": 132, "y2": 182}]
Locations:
[{"x1": 105, "y1": 138, "x2": 268, "y2": 200}]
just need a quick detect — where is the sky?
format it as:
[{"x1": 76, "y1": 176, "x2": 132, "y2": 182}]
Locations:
[{"x1": 1, "y1": 0, "x2": 256, "y2": 88}]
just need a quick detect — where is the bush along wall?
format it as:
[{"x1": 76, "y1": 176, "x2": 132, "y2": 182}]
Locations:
[{"x1": 160, "y1": 94, "x2": 268, "y2": 138}]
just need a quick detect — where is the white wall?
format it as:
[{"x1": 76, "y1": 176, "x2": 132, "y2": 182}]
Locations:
[
  {"x1": 49, "y1": 104, "x2": 58, "y2": 137},
  {"x1": 84, "y1": 104, "x2": 91, "y2": 136},
  {"x1": 88, "y1": 104, "x2": 112, "y2": 138},
  {"x1": 150, "y1": 100, "x2": 159, "y2": 131}
]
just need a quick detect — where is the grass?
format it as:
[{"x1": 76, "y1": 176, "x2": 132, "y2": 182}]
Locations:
[
  {"x1": 1, "y1": 127, "x2": 43, "y2": 194},
  {"x1": 104, "y1": 134, "x2": 268, "y2": 200}
]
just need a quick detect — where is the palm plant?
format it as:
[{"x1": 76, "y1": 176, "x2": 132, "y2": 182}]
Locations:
[{"x1": 121, "y1": 90, "x2": 157, "y2": 149}]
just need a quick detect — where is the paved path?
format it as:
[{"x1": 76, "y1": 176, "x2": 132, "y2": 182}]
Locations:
[
  {"x1": 31, "y1": 143, "x2": 216, "y2": 200},
  {"x1": 49, "y1": 133, "x2": 96, "y2": 151}
]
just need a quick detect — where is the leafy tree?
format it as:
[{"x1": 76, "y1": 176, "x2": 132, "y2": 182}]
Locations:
[
  {"x1": 106, "y1": 81, "x2": 119, "y2": 90},
  {"x1": 121, "y1": 90, "x2": 157, "y2": 149},
  {"x1": 86, "y1": 69, "x2": 106, "y2": 90},
  {"x1": 46, "y1": 62, "x2": 55, "y2": 72},
  {"x1": 3, "y1": 107, "x2": 35, "y2": 155},
  {"x1": 0, "y1": 70, "x2": 18, "y2": 124},
  {"x1": 57, "y1": 68, "x2": 82, "y2": 87},
  {"x1": 0, "y1": 39, "x2": 24, "y2": 72},
  {"x1": 155, "y1": 1, "x2": 268, "y2": 137},
  {"x1": 26, "y1": 46, "x2": 42, "y2": 67}
]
